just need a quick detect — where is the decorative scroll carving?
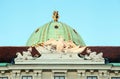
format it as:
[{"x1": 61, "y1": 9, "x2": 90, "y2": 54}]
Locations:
[
  {"x1": 84, "y1": 48, "x2": 104, "y2": 62},
  {"x1": 15, "y1": 47, "x2": 35, "y2": 61}
]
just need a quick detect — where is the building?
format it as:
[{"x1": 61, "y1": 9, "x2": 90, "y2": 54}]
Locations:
[{"x1": 0, "y1": 11, "x2": 120, "y2": 79}]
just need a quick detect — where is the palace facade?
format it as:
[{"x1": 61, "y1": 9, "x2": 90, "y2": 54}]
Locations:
[{"x1": 0, "y1": 12, "x2": 120, "y2": 79}]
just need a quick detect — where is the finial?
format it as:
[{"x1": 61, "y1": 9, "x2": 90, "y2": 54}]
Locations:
[{"x1": 52, "y1": 11, "x2": 59, "y2": 22}]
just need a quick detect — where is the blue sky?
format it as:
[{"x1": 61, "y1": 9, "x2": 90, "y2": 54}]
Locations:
[{"x1": 0, "y1": 0, "x2": 120, "y2": 46}]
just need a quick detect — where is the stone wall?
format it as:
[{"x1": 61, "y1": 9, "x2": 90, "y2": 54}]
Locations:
[{"x1": 0, "y1": 68, "x2": 120, "y2": 79}]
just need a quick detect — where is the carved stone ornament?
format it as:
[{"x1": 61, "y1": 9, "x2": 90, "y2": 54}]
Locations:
[{"x1": 15, "y1": 38, "x2": 104, "y2": 64}]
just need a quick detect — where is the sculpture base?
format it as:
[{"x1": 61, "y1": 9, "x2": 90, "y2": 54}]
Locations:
[
  {"x1": 15, "y1": 52, "x2": 105, "y2": 65},
  {"x1": 15, "y1": 59, "x2": 105, "y2": 64}
]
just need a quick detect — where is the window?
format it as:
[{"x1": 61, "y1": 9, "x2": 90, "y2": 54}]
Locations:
[
  {"x1": 54, "y1": 25, "x2": 59, "y2": 29},
  {"x1": 111, "y1": 77, "x2": 120, "y2": 79},
  {"x1": 87, "y1": 76, "x2": 97, "y2": 79},
  {"x1": 54, "y1": 76, "x2": 65, "y2": 79},
  {"x1": 0, "y1": 77, "x2": 8, "y2": 79},
  {"x1": 22, "y1": 76, "x2": 32, "y2": 79}
]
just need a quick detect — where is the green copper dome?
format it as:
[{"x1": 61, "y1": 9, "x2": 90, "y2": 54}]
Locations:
[{"x1": 26, "y1": 21, "x2": 86, "y2": 46}]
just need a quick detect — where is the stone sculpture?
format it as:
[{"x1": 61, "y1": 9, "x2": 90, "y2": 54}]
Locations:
[
  {"x1": 15, "y1": 52, "x2": 24, "y2": 60},
  {"x1": 56, "y1": 37, "x2": 65, "y2": 52},
  {"x1": 15, "y1": 38, "x2": 104, "y2": 63},
  {"x1": 35, "y1": 37, "x2": 86, "y2": 54},
  {"x1": 84, "y1": 48, "x2": 104, "y2": 62},
  {"x1": 52, "y1": 11, "x2": 59, "y2": 22},
  {"x1": 15, "y1": 47, "x2": 34, "y2": 61},
  {"x1": 64, "y1": 46, "x2": 86, "y2": 53}
]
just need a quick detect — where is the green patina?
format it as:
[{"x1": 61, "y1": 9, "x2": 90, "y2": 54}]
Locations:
[
  {"x1": 26, "y1": 21, "x2": 86, "y2": 46},
  {"x1": 0, "y1": 63, "x2": 9, "y2": 67},
  {"x1": 109, "y1": 63, "x2": 120, "y2": 66}
]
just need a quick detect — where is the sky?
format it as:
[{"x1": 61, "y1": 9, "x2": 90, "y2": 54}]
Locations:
[{"x1": 0, "y1": 0, "x2": 120, "y2": 46}]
